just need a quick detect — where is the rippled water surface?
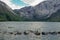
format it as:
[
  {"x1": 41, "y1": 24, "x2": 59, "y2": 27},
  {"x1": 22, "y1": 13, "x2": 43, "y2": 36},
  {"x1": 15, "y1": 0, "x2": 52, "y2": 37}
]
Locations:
[{"x1": 0, "y1": 22, "x2": 60, "y2": 40}]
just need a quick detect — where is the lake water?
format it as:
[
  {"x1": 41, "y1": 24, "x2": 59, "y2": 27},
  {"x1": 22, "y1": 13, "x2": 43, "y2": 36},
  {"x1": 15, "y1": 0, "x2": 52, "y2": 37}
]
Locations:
[{"x1": 0, "y1": 22, "x2": 60, "y2": 40}]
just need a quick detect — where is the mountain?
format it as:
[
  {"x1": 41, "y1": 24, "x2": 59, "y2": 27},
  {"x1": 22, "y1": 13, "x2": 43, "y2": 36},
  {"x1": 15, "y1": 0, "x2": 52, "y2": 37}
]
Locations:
[
  {"x1": 14, "y1": 0, "x2": 60, "y2": 21},
  {"x1": 47, "y1": 9, "x2": 60, "y2": 22},
  {"x1": 0, "y1": 1, "x2": 21, "y2": 21},
  {"x1": 14, "y1": 6, "x2": 36, "y2": 21},
  {"x1": 0, "y1": 0, "x2": 60, "y2": 21},
  {"x1": 34, "y1": 0, "x2": 60, "y2": 19}
]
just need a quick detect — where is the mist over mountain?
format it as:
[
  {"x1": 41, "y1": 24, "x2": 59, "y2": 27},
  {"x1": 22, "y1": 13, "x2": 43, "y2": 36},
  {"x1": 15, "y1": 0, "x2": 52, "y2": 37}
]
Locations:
[{"x1": 0, "y1": 0, "x2": 60, "y2": 21}]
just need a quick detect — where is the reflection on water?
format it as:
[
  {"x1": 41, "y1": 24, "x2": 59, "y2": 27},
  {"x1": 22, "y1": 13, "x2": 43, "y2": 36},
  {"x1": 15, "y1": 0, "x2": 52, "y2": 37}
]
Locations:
[{"x1": 0, "y1": 22, "x2": 60, "y2": 40}]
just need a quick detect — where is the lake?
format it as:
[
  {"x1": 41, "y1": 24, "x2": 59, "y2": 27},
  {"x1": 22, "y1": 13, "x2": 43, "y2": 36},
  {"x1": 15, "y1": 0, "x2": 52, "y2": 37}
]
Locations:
[{"x1": 0, "y1": 22, "x2": 60, "y2": 40}]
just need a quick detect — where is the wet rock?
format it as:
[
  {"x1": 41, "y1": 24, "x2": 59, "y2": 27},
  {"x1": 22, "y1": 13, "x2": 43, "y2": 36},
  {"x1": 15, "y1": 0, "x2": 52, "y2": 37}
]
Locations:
[
  {"x1": 9, "y1": 32, "x2": 13, "y2": 34},
  {"x1": 16, "y1": 32, "x2": 22, "y2": 35},
  {"x1": 57, "y1": 32, "x2": 60, "y2": 34},
  {"x1": 34, "y1": 31, "x2": 40, "y2": 35},
  {"x1": 42, "y1": 32, "x2": 48, "y2": 35},
  {"x1": 49, "y1": 32, "x2": 57, "y2": 35},
  {"x1": 23, "y1": 31, "x2": 29, "y2": 35}
]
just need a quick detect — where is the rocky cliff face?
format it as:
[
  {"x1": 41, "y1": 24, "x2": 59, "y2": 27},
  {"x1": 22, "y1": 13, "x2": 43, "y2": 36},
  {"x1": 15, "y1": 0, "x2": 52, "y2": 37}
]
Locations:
[
  {"x1": 14, "y1": 0, "x2": 60, "y2": 21},
  {"x1": 0, "y1": 1, "x2": 20, "y2": 21},
  {"x1": 35, "y1": 0, "x2": 60, "y2": 19},
  {"x1": 14, "y1": 6, "x2": 36, "y2": 21},
  {"x1": 47, "y1": 9, "x2": 60, "y2": 22}
]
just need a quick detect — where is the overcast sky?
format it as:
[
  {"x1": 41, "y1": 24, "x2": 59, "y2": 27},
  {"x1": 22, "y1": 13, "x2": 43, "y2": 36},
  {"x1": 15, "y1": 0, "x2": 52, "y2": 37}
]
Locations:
[{"x1": 1, "y1": 0, "x2": 45, "y2": 9}]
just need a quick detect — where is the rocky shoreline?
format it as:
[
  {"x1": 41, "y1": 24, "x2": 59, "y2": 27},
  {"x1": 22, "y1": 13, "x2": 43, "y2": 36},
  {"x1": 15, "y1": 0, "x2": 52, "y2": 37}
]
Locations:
[{"x1": 0, "y1": 30, "x2": 60, "y2": 36}]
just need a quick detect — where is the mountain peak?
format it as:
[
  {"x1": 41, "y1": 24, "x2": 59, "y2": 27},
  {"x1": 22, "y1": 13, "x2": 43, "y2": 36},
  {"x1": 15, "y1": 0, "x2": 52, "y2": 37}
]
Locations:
[{"x1": 35, "y1": 0, "x2": 60, "y2": 19}]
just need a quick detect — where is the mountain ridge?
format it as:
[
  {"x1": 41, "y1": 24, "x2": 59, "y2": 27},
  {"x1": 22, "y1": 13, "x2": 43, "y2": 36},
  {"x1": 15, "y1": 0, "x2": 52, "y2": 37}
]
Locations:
[
  {"x1": 0, "y1": 1, "x2": 21, "y2": 21},
  {"x1": 0, "y1": 0, "x2": 60, "y2": 21},
  {"x1": 14, "y1": 0, "x2": 60, "y2": 21}
]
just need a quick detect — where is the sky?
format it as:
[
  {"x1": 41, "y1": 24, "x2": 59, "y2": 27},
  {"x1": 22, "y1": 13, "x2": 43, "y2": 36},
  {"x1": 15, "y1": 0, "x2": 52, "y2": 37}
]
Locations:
[{"x1": 1, "y1": 0, "x2": 45, "y2": 9}]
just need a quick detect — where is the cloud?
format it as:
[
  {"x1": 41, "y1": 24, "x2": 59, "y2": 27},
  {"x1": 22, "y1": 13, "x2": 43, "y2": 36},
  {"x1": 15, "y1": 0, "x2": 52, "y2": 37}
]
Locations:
[
  {"x1": 0, "y1": 0, "x2": 45, "y2": 9},
  {"x1": 21, "y1": 0, "x2": 45, "y2": 6},
  {"x1": 1, "y1": 0, "x2": 22, "y2": 9}
]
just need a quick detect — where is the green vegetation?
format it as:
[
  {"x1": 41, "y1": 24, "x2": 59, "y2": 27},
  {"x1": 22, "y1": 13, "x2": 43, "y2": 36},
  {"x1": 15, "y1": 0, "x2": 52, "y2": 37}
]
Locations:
[{"x1": 0, "y1": 13, "x2": 20, "y2": 21}]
